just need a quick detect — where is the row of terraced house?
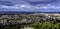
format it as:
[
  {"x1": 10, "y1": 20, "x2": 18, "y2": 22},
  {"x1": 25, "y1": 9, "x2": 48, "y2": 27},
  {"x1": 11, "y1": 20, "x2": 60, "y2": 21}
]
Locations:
[{"x1": 0, "y1": 14, "x2": 60, "y2": 26}]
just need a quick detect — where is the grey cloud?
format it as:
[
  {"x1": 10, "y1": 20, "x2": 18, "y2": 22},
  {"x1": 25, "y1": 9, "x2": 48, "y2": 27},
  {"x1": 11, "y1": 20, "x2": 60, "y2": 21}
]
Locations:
[{"x1": 0, "y1": 0, "x2": 60, "y2": 12}]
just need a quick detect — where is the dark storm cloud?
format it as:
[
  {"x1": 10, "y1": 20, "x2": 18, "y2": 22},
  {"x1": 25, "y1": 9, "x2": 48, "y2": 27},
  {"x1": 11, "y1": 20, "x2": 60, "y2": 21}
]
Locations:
[
  {"x1": 0, "y1": 0, "x2": 58, "y2": 6},
  {"x1": 0, "y1": 0, "x2": 60, "y2": 12},
  {"x1": 0, "y1": 1, "x2": 15, "y2": 6}
]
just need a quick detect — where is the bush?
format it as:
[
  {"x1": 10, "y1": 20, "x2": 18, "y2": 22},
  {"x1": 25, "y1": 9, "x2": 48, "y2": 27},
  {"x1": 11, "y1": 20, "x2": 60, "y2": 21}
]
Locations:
[
  {"x1": 31, "y1": 22, "x2": 60, "y2": 29},
  {"x1": 31, "y1": 22, "x2": 42, "y2": 29}
]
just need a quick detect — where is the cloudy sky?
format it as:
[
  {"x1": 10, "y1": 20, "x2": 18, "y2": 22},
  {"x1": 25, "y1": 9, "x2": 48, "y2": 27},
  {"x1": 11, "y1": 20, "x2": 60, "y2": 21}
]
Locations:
[{"x1": 0, "y1": 0, "x2": 60, "y2": 13}]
